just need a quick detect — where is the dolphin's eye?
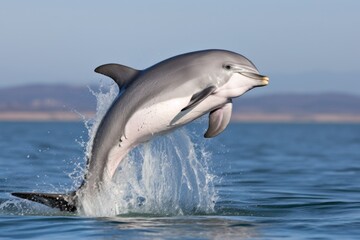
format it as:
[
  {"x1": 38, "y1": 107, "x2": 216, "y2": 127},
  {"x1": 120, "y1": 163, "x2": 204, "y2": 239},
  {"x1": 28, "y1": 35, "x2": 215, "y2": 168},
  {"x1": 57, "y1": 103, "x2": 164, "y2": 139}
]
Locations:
[{"x1": 224, "y1": 65, "x2": 232, "y2": 70}]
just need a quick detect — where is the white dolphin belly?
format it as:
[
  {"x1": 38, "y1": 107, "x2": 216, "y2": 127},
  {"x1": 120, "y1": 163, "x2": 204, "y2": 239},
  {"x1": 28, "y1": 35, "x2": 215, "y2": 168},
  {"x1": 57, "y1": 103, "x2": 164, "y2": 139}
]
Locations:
[
  {"x1": 127, "y1": 94, "x2": 227, "y2": 142},
  {"x1": 105, "y1": 94, "x2": 227, "y2": 177}
]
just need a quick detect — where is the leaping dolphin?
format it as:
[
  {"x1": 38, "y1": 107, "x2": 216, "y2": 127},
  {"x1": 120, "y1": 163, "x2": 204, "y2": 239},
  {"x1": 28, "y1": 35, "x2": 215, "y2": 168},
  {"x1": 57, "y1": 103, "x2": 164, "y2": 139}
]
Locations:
[{"x1": 12, "y1": 49, "x2": 269, "y2": 212}]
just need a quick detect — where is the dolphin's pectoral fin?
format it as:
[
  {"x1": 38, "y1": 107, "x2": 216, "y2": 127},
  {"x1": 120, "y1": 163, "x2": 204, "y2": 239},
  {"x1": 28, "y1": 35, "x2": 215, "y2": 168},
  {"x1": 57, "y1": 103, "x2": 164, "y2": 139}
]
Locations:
[
  {"x1": 172, "y1": 86, "x2": 216, "y2": 125},
  {"x1": 204, "y1": 100, "x2": 232, "y2": 138},
  {"x1": 11, "y1": 191, "x2": 77, "y2": 212},
  {"x1": 170, "y1": 111, "x2": 187, "y2": 126},
  {"x1": 181, "y1": 86, "x2": 216, "y2": 112},
  {"x1": 95, "y1": 64, "x2": 140, "y2": 89}
]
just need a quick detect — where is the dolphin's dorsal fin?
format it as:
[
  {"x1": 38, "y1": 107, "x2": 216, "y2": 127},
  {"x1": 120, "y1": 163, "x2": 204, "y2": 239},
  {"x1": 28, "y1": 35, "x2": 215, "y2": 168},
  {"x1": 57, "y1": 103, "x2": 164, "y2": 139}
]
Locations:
[
  {"x1": 95, "y1": 64, "x2": 140, "y2": 89},
  {"x1": 181, "y1": 86, "x2": 216, "y2": 112},
  {"x1": 204, "y1": 100, "x2": 232, "y2": 138}
]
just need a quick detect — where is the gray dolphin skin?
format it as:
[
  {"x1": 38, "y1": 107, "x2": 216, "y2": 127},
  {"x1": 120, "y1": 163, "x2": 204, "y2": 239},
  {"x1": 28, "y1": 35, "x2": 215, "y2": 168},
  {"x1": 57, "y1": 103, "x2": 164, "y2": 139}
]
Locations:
[{"x1": 12, "y1": 49, "x2": 269, "y2": 212}]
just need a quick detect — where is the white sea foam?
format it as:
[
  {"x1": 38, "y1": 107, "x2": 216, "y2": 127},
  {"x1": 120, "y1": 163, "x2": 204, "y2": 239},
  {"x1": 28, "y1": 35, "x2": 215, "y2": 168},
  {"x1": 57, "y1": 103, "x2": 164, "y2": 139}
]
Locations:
[{"x1": 78, "y1": 83, "x2": 217, "y2": 217}]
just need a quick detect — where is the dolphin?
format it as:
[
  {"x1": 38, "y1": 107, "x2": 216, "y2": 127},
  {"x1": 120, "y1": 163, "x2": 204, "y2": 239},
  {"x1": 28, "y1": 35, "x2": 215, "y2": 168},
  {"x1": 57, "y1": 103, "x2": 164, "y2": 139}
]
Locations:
[{"x1": 12, "y1": 49, "x2": 269, "y2": 212}]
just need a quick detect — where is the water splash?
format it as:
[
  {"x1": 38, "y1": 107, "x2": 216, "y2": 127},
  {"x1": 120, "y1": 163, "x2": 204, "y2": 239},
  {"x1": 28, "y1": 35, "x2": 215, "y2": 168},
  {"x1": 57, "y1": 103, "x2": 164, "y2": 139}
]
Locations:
[
  {"x1": 84, "y1": 82, "x2": 119, "y2": 159},
  {"x1": 1, "y1": 82, "x2": 217, "y2": 217},
  {"x1": 78, "y1": 83, "x2": 217, "y2": 217},
  {"x1": 69, "y1": 82, "x2": 119, "y2": 188}
]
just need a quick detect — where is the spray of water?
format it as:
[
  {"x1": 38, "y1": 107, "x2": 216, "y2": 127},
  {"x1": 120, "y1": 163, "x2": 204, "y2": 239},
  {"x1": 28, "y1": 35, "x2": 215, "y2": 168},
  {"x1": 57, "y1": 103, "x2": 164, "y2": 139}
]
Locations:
[
  {"x1": 78, "y1": 83, "x2": 218, "y2": 217},
  {"x1": 0, "y1": 82, "x2": 217, "y2": 216}
]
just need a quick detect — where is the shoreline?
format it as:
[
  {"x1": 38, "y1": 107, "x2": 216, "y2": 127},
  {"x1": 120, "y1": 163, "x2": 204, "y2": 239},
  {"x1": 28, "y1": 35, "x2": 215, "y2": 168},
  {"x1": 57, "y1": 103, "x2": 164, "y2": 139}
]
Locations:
[
  {"x1": 1, "y1": 111, "x2": 360, "y2": 123},
  {"x1": 231, "y1": 113, "x2": 360, "y2": 123},
  {"x1": 0, "y1": 111, "x2": 94, "y2": 122}
]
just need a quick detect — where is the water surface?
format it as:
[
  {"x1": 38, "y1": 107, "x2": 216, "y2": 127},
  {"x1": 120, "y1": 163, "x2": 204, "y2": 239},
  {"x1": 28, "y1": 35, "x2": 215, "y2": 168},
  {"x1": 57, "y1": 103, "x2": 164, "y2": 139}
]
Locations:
[{"x1": 1, "y1": 122, "x2": 360, "y2": 239}]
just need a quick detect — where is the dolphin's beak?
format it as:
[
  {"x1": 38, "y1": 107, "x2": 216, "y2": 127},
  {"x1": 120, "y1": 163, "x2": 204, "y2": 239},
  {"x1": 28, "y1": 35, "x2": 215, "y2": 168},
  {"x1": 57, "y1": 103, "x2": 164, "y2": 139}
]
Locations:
[{"x1": 240, "y1": 72, "x2": 269, "y2": 86}]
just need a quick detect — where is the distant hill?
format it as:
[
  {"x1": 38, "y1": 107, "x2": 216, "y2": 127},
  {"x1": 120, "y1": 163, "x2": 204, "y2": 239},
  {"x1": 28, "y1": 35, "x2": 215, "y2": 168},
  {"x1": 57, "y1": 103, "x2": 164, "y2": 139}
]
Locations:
[
  {"x1": 234, "y1": 93, "x2": 360, "y2": 115},
  {"x1": 0, "y1": 84, "x2": 97, "y2": 112},
  {"x1": 1, "y1": 84, "x2": 360, "y2": 122},
  {"x1": 232, "y1": 93, "x2": 360, "y2": 122}
]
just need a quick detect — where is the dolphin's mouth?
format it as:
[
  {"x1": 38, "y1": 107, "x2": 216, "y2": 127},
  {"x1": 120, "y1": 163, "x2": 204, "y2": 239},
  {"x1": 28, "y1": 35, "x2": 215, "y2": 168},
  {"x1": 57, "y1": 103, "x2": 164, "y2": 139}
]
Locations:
[{"x1": 240, "y1": 72, "x2": 269, "y2": 86}]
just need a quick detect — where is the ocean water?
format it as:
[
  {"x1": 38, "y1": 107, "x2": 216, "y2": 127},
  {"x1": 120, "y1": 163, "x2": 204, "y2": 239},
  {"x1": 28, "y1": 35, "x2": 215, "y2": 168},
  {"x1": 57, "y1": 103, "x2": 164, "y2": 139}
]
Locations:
[{"x1": 0, "y1": 121, "x2": 360, "y2": 239}]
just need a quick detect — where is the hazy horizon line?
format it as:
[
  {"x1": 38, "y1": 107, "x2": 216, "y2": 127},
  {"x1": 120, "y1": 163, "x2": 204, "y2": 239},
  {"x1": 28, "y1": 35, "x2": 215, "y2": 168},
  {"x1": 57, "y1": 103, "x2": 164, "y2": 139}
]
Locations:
[{"x1": 1, "y1": 82, "x2": 359, "y2": 97}]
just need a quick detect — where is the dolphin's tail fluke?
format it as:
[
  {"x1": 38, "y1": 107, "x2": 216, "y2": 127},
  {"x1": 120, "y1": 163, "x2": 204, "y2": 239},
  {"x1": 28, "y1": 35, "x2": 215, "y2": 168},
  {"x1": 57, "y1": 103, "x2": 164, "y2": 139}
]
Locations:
[{"x1": 11, "y1": 191, "x2": 77, "y2": 212}]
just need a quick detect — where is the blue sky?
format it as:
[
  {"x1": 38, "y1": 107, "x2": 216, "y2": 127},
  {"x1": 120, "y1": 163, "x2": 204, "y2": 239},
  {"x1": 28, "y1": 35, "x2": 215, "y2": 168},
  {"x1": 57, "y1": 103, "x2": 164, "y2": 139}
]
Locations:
[{"x1": 0, "y1": 0, "x2": 359, "y2": 94}]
